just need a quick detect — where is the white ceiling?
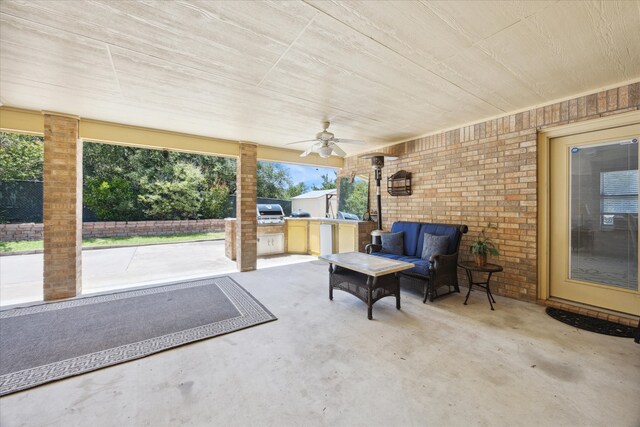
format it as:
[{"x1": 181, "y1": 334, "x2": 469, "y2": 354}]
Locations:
[{"x1": 1, "y1": 0, "x2": 639, "y2": 156}]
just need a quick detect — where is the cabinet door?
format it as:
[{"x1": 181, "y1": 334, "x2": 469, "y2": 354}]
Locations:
[
  {"x1": 308, "y1": 221, "x2": 320, "y2": 255},
  {"x1": 338, "y1": 223, "x2": 357, "y2": 253},
  {"x1": 287, "y1": 221, "x2": 308, "y2": 254}
]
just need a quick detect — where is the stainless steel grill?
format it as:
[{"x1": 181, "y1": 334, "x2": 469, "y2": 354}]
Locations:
[{"x1": 256, "y1": 204, "x2": 285, "y2": 224}]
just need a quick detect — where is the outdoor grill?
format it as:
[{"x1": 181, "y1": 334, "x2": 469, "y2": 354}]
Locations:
[{"x1": 256, "y1": 204, "x2": 285, "y2": 224}]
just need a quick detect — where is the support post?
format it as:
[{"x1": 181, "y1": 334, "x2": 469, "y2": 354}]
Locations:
[
  {"x1": 43, "y1": 113, "x2": 82, "y2": 300},
  {"x1": 236, "y1": 143, "x2": 257, "y2": 271}
]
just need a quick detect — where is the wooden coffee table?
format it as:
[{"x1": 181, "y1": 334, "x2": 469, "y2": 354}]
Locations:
[{"x1": 319, "y1": 252, "x2": 414, "y2": 320}]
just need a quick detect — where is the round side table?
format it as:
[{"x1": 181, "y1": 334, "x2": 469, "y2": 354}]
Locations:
[{"x1": 458, "y1": 261, "x2": 503, "y2": 310}]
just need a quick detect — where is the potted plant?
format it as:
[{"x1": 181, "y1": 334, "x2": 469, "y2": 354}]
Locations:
[{"x1": 469, "y1": 223, "x2": 500, "y2": 266}]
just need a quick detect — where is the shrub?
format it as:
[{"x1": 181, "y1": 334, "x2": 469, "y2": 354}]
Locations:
[
  {"x1": 138, "y1": 162, "x2": 204, "y2": 220},
  {"x1": 84, "y1": 177, "x2": 137, "y2": 221},
  {"x1": 200, "y1": 183, "x2": 231, "y2": 219}
]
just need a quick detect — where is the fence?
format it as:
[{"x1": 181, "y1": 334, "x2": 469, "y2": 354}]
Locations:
[{"x1": 0, "y1": 180, "x2": 43, "y2": 223}]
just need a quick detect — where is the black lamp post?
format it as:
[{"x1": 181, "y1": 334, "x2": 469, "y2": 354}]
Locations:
[{"x1": 359, "y1": 152, "x2": 398, "y2": 242}]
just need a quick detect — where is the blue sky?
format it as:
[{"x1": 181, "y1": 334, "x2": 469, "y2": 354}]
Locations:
[{"x1": 273, "y1": 162, "x2": 337, "y2": 189}]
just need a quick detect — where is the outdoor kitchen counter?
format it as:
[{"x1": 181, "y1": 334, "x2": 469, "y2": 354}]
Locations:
[
  {"x1": 224, "y1": 218, "x2": 286, "y2": 260},
  {"x1": 285, "y1": 218, "x2": 376, "y2": 256},
  {"x1": 284, "y1": 217, "x2": 376, "y2": 224},
  {"x1": 224, "y1": 218, "x2": 375, "y2": 260}
]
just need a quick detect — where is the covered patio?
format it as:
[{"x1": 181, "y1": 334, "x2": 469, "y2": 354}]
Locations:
[
  {"x1": 1, "y1": 1, "x2": 639, "y2": 425},
  {"x1": 1, "y1": 261, "x2": 638, "y2": 426}
]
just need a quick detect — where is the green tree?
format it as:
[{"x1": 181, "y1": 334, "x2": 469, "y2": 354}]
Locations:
[
  {"x1": 82, "y1": 143, "x2": 238, "y2": 220},
  {"x1": 257, "y1": 162, "x2": 292, "y2": 198},
  {"x1": 342, "y1": 180, "x2": 368, "y2": 219},
  {"x1": 84, "y1": 177, "x2": 138, "y2": 221},
  {"x1": 285, "y1": 182, "x2": 308, "y2": 199},
  {"x1": 0, "y1": 132, "x2": 44, "y2": 180},
  {"x1": 200, "y1": 183, "x2": 232, "y2": 218},
  {"x1": 312, "y1": 172, "x2": 337, "y2": 191},
  {"x1": 138, "y1": 162, "x2": 205, "y2": 220},
  {"x1": 180, "y1": 153, "x2": 236, "y2": 195}
]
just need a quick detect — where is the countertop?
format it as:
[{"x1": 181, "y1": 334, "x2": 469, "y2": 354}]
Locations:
[{"x1": 224, "y1": 217, "x2": 374, "y2": 225}]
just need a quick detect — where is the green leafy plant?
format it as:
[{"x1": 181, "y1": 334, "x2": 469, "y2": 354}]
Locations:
[
  {"x1": 84, "y1": 177, "x2": 137, "y2": 221},
  {"x1": 469, "y1": 223, "x2": 500, "y2": 258},
  {"x1": 138, "y1": 162, "x2": 205, "y2": 220},
  {"x1": 200, "y1": 183, "x2": 232, "y2": 219},
  {"x1": 0, "y1": 132, "x2": 44, "y2": 180}
]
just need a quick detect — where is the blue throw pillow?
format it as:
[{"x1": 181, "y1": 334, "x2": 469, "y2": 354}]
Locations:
[
  {"x1": 381, "y1": 231, "x2": 404, "y2": 255},
  {"x1": 421, "y1": 233, "x2": 449, "y2": 261}
]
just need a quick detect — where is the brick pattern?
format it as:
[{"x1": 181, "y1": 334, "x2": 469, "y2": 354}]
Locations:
[
  {"x1": 357, "y1": 221, "x2": 376, "y2": 252},
  {"x1": 43, "y1": 114, "x2": 82, "y2": 300},
  {"x1": 0, "y1": 223, "x2": 44, "y2": 241},
  {"x1": 236, "y1": 144, "x2": 257, "y2": 271},
  {"x1": 224, "y1": 218, "x2": 236, "y2": 260},
  {"x1": 342, "y1": 82, "x2": 640, "y2": 304},
  {"x1": 0, "y1": 220, "x2": 226, "y2": 242}
]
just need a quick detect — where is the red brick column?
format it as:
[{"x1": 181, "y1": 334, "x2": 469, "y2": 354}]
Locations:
[
  {"x1": 236, "y1": 143, "x2": 257, "y2": 271},
  {"x1": 43, "y1": 113, "x2": 82, "y2": 300}
]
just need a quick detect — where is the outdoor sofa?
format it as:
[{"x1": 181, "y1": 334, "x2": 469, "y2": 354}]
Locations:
[{"x1": 365, "y1": 221, "x2": 468, "y2": 302}]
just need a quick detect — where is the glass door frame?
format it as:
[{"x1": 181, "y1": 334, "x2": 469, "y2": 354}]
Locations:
[
  {"x1": 537, "y1": 111, "x2": 640, "y2": 308},
  {"x1": 549, "y1": 126, "x2": 638, "y2": 315}
]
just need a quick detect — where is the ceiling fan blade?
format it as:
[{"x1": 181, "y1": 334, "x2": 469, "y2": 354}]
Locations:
[
  {"x1": 285, "y1": 139, "x2": 318, "y2": 145},
  {"x1": 329, "y1": 143, "x2": 346, "y2": 157},
  {"x1": 333, "y1": 138, "x2": 365, "y2": 145},
  {"x1": 299, "y1": 147, "x2": 313, "y2": 157},
  {"x1": 299, "y1": 142, "x2": 320, "y2": 157}
]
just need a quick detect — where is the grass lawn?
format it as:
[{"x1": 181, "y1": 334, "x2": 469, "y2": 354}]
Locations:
[{"x1": 0, "y1": 232, "x2": 225, "y2": 253}]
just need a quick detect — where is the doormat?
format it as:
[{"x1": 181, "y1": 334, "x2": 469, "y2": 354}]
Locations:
[
  {"x1": 0, "y1": 276, "x2": 276, "y2": 396},
  {"x1": 545, "y1": 307, "x2": 636, "y2": 338}
]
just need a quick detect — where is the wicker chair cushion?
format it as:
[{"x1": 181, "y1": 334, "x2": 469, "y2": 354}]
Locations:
[
  {"x1": 421, "y1": 233, "x2": 450, "y2": 261},
  {"x1": 381, "y1": 231, "x2": 404, "y2": 255}
]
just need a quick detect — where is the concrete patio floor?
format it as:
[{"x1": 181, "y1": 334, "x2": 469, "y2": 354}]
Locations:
[
  {"x1": 0, "y1": 261, "x2": 638, "y2": 427},
  {"x1": 0, "y1": 240, "x2": 315, "y2": 306}
]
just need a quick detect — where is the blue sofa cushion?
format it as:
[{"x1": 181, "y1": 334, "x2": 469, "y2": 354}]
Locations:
[
  {"x1": 372, "y1": 252, "x2": 403, "y2": 261},
  {"x1": 421, "y1": 233, "x2": 450, "y2": 261},
  {"x1": 381, "y1": 231, "x2": 404, "y2": 255},
  {"x1": 417, "y1": 224, "x2": 461, "y2": 258},
  {"x1": 405, "y1": 258, "x2": 430, "y2": 276},
  {"x1": 390, "y1": 222, "x2": 422, "y2": 257},
  {"x1": 370, "y1": 253, "x2": 430, "y2": 277}
]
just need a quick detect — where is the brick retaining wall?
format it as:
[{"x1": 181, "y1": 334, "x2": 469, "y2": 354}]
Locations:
[{"x1": 0, "y1": 219, "x2": 226, "y2": 241}]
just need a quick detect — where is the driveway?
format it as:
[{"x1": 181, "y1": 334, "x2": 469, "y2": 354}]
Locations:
[{"x1": 0, "y1": 240, "x2": 315, "y2": 306}]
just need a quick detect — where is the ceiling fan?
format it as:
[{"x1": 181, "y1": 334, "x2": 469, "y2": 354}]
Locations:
[{"x1": 286, "y1": 121, "x2": 365, "y2": 158}]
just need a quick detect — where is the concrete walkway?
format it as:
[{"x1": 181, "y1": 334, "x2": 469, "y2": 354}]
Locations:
[{"x1": 0, "y1": 240, "x2": 315, "y2": 306}]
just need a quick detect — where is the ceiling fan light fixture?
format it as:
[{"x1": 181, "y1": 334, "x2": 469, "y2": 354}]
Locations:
[
  {"x1": 287, "y1": 121, "x2": 365, "y2": 158},
  {"x1": 318, "y1": 145, "x2": 333, "y2": 158}
]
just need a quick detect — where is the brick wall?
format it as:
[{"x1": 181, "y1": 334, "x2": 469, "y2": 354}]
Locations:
[
  {"x1": 0, "y1": 223, "x2": 44, "y2": 241},
  {"x1": 0, "y1": 219, "x2": 226, "y2": 241},
  {"x1": 342, "y1": 82, "x2": 640, "y2": 303}
]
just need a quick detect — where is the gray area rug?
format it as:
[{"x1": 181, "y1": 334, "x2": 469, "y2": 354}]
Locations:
[{"x1": 0, "y1": 276, "x2": 276, "y2": 396}]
